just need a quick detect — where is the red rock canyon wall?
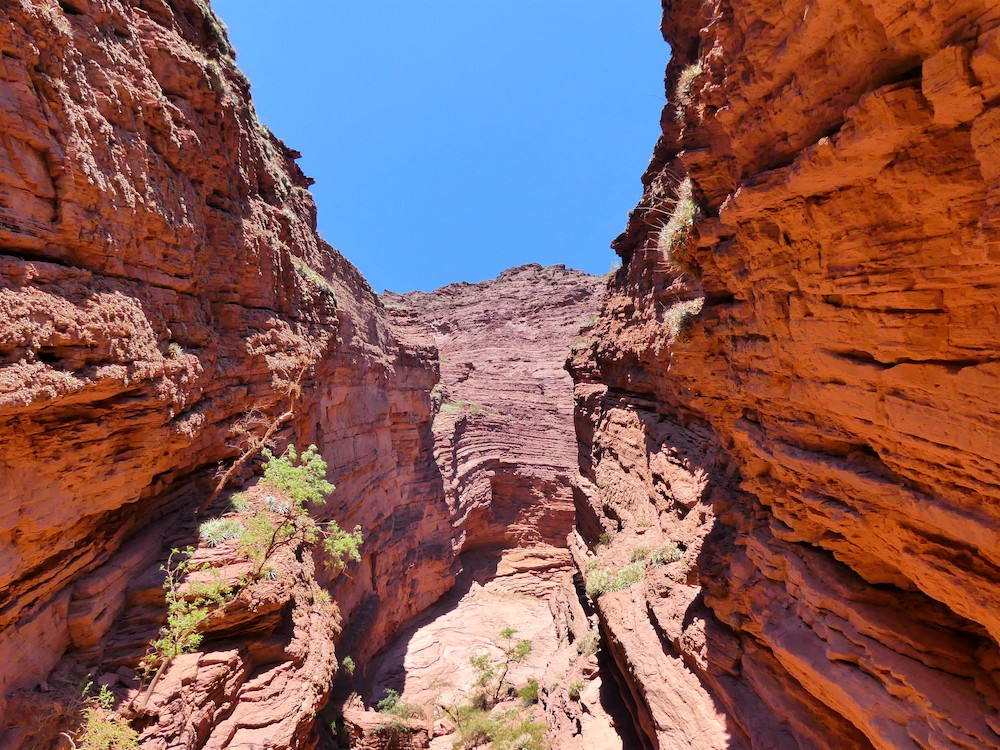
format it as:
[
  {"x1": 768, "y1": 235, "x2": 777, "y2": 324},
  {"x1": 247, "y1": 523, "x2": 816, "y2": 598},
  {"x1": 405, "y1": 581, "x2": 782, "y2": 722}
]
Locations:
[
  {"x1": 0, "y1": 1, "x2": 442, "y2": 746},
  {"x1": 570, "y1": 1, "x2": 1000, "y2": 748}
]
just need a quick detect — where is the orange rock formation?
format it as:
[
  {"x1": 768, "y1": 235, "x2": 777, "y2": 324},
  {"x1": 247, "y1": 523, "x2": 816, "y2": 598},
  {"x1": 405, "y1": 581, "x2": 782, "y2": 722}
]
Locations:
[{"x1": 569, "y1": 1, "x2": 1000, "y2": 748}]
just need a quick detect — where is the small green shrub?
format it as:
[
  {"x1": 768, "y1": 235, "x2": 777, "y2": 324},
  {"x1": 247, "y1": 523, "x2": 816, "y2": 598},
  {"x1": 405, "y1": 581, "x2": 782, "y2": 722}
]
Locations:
[
  {"x1": 439, "y1": 398, "x2": 488, "y2": 415},
  {"x1": 198, "y1": 517, "x2": 245, "y2": 547},
  {"x1": 372, "y1": 716, "x2": 416, "y2": 742},
  {"x1": 340, "y1": 655, "x2": 355, "y2": 676},
  {"x1": 568, "y1": 679, "x2": 585, "y2": 702},
  {"x1": 575, "y1": 631, "x2": 599, "y2": 656},
  {"x1": 649, "y1": 545, "x2": 683, "y2": 566},
  {"x1": 585, "y1": 562, "x2": 646, "y2": 599},
  {"x1": 292, "y1": 257, "x2": 336, "y2": 297},
  {"x1": 630, "y1": 546, "x2": 650, "y2": 563},
  {"x1": 447, "y1": 705, "x2": 548, "y2": 750},
  {"x1": 76, "y1": 691, "x2": 140, "y2": 750},
  {"x1": 518, "y1": 678, "x2": 540, "y2": 705},
  {"x1": 376, "y1": 688, "x2": 422, "y2": 719},
  {"x1": 470, "y1": 627, "x2": 534, "y2": 708}
]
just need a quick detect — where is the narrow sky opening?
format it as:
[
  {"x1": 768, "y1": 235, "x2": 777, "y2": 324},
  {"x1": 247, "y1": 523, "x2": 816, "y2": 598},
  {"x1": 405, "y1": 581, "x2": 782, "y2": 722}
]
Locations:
[{"x1": 212, "y1": 1, "x2": 668, "y2": 293}]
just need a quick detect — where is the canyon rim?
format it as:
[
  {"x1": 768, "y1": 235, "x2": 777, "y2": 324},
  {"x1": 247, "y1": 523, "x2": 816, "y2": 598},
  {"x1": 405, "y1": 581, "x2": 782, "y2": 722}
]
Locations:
[{"x1": 0, "y1": 1, "x2": 998, "y2": 750}]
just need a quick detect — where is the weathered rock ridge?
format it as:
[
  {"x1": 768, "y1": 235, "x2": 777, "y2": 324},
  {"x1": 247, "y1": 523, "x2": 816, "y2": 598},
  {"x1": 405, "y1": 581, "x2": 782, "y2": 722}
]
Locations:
[
  {"x1": 570, "y1": 1, "x2": 1000, "y2": 749},
  {"x1": 0, "y1": 1, "x2": 440, "y2": 747}
]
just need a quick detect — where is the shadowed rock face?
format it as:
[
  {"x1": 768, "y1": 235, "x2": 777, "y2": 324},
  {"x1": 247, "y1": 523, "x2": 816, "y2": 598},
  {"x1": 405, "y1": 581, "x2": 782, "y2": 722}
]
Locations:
[{"x1": 570, "y1": 1, "x2": 1000, "y2": 749}]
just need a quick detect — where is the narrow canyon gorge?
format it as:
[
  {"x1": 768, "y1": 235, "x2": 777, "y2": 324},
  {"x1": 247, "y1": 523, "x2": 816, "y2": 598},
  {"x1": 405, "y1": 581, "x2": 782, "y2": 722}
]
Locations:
[{"x1": 0, "y1": 1, "x2": 998, "y2": 749}]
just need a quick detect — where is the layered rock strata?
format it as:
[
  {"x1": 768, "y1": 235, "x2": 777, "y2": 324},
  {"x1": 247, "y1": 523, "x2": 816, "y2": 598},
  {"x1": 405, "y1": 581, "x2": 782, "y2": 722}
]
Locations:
[
  {"x1": 0, "y1": 1, "x2": 440, "y2": 746},
  {"x1": 343, "y1": 265, "x2": 631, "y2": 748},
  {"x1": 570, "y1": 1, "x2": 1000, "y2": 749}
]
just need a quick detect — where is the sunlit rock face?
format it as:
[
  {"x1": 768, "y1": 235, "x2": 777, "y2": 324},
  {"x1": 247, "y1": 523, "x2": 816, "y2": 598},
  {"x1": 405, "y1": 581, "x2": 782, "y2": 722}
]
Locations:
[
  {"x1": 569, "y1": 1, "x2": 1000, "y2": 748},
  {"x1": 352, "y1": 265, "x2": 636, "y2": 749},
  {"x1": 0, "y1": 1, "x2": 439, "y2": 746}
]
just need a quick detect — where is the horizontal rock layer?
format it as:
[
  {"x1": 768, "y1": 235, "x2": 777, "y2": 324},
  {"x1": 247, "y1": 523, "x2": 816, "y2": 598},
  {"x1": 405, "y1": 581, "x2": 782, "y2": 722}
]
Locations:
[
  {"x1": 571, "y1": 0, "x2": 1000, "y2": 748},
  {"x1": 0, "y1": 1, "x2": 439, "y2": 746}
]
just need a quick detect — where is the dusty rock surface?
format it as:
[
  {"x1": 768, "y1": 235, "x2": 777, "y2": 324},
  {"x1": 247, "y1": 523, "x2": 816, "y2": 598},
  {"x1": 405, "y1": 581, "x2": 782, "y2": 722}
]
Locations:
[
  {"x1": 0, "y1": 1, "x2": 440, "y2": 747},
  {"x1": 570, "y1": 1, "x2": 1000, "y2": 749}
]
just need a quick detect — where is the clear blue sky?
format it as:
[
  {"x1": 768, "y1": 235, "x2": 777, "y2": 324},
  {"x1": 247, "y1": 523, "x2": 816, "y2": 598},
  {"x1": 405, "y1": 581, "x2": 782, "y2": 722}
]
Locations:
[{"x1": 212, "y1": 1, "x2": 668, "y2": 293}]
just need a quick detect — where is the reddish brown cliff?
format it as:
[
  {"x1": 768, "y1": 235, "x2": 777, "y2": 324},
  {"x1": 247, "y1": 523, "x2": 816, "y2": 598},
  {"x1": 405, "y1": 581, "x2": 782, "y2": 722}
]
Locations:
[
  {"x1": 344, "y1": 265, "x2": 625, "y2": 749},
  {"x1": 570, "y1": 1, "x2": 1000, "y2": 749},
  {"x1": 0, "y1": 1, "x2": 441, "y2": 747}
]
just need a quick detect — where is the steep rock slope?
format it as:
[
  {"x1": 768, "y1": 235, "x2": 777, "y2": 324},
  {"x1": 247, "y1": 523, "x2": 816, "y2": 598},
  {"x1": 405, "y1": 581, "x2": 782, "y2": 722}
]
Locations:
[
  {"x1": 387, "y1": 264, "x2": 604, "y2": 565},
  {"x1": 347, "y1": 265, "x2": 631, "y2": 748},
  {"x1": 571, "y1": 1, "x2": 1000, "y2": 749},
  {"x1": 0, "y1": 1, "x2": 442, "y2": 746}
]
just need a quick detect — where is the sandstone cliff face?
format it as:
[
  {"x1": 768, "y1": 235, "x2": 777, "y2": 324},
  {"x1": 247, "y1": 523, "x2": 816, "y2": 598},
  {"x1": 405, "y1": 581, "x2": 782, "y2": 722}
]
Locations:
[
  {"x1": 570, "y1": 1, "x2": 1000, "y2": 749},
  {"x1": 345, "y1": 265, "x2": 631, "y2": 749},
  {"x1": 0, "y1": 1, "x2": 439, "y2": 746}
]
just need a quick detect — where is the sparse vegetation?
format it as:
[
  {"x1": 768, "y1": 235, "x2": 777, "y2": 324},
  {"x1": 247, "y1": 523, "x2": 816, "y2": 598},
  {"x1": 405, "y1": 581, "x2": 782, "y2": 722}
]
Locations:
[
  {"x1": 340, "y1": 655, "x2": 356, "y2": 677},
  {"x1": 674, "y1": 61, "x2": 703, "y2": 121},
  {"x1": 198, "y1": 517, "x2": 245, "y2": 547},
  {"x1": 292, "y1": 257, "x2": 337, "y2": 297},
  {"x1": 470, "y1": 627, "x2": 534, "y2": 708},
  {"x1": 373, "y1": 688, "x2": 424, "y2": 743},
  {"x1": 137, "y1": 548, "x2": 233, "y2": 710},
  {"x1": 657, "y1": 178, "x2": 701, "y2": 272},
  {"x1": 74, "y1": 684, "x2": 140, "y2": 750},
  {"x1": 434, "y1": 629, "x2": 547, "y2": 750},
  {"x1": 664, "y1": 298, "x2": 704, "y2": 341},
  {"x1": 567, "y1": 679, "x2": 585, "y2": 702},
  {"x1": 575, "y1": 631, "x2": 599, "y2": 657},
  {"x1": 517, "y1": 678, "x2": 540, "y2": 705},
  {"x1": 143, "y1": 446, "x2": 361, "y2": 710},
  {"x1": 630, "y1": 546, "x2": 650, "y2": 563},
  {"x1": 238, "y1": 444, "x2": 362, "y2": 579},
  {"x1": 584, "y1": 561, "x2": 646, "y2": 599},
  {"x1": 439, "y1": 398, "x2": 488, "y2": 416},
  {"x1": 444, "y1": 704, "x2": 548, "y2": 750},
  {"x1": 377, "y1": 688, "x2": 423, "y2": 720},
  {"x1": 649, "y1": 545, "x2": 683, "y2": 566}
]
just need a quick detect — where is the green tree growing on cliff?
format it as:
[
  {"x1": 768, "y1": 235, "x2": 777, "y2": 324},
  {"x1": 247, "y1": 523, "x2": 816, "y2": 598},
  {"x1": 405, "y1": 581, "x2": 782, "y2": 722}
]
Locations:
[
  {"x1": 141, "y1": 445, "x2": 361, "y2": 712},
  {"x1": 237, "y1": 444, "x2": 362, "y2": 580}
]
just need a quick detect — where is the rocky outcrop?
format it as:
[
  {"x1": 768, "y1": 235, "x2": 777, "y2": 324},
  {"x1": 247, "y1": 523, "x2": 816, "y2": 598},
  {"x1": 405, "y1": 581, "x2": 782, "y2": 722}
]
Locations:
[
  {"x1": 0, "y1": 1, "x2": 439, "y2": 746},
  {"x1": 570, "y1": 1, "x2": 1000, "y2": 749},
  {"x1": 342, "y1": 265, "x2": 633, "y2": 748},
  {"x1": 386, "y1": 264, "x2": 604, "y2": 561}
]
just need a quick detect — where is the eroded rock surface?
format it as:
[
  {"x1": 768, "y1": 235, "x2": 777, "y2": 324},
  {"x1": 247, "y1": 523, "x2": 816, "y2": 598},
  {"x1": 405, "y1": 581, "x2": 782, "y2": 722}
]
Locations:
[
  {"x1": 570, "y1": 1, "x2": 1000, "y2": 749},
  {"x1": 341, "y1": 265, "x2": 634, "y2": 748},
  {"x1": 0, "y1": 1, "x2": 439, "y2": 747}
]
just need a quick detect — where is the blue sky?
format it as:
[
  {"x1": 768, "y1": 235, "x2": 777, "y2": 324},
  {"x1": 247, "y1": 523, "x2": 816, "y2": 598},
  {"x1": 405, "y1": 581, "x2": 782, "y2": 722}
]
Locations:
[{"x1": 212, "y1": 1, "x2": 668, "y2": 293}]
